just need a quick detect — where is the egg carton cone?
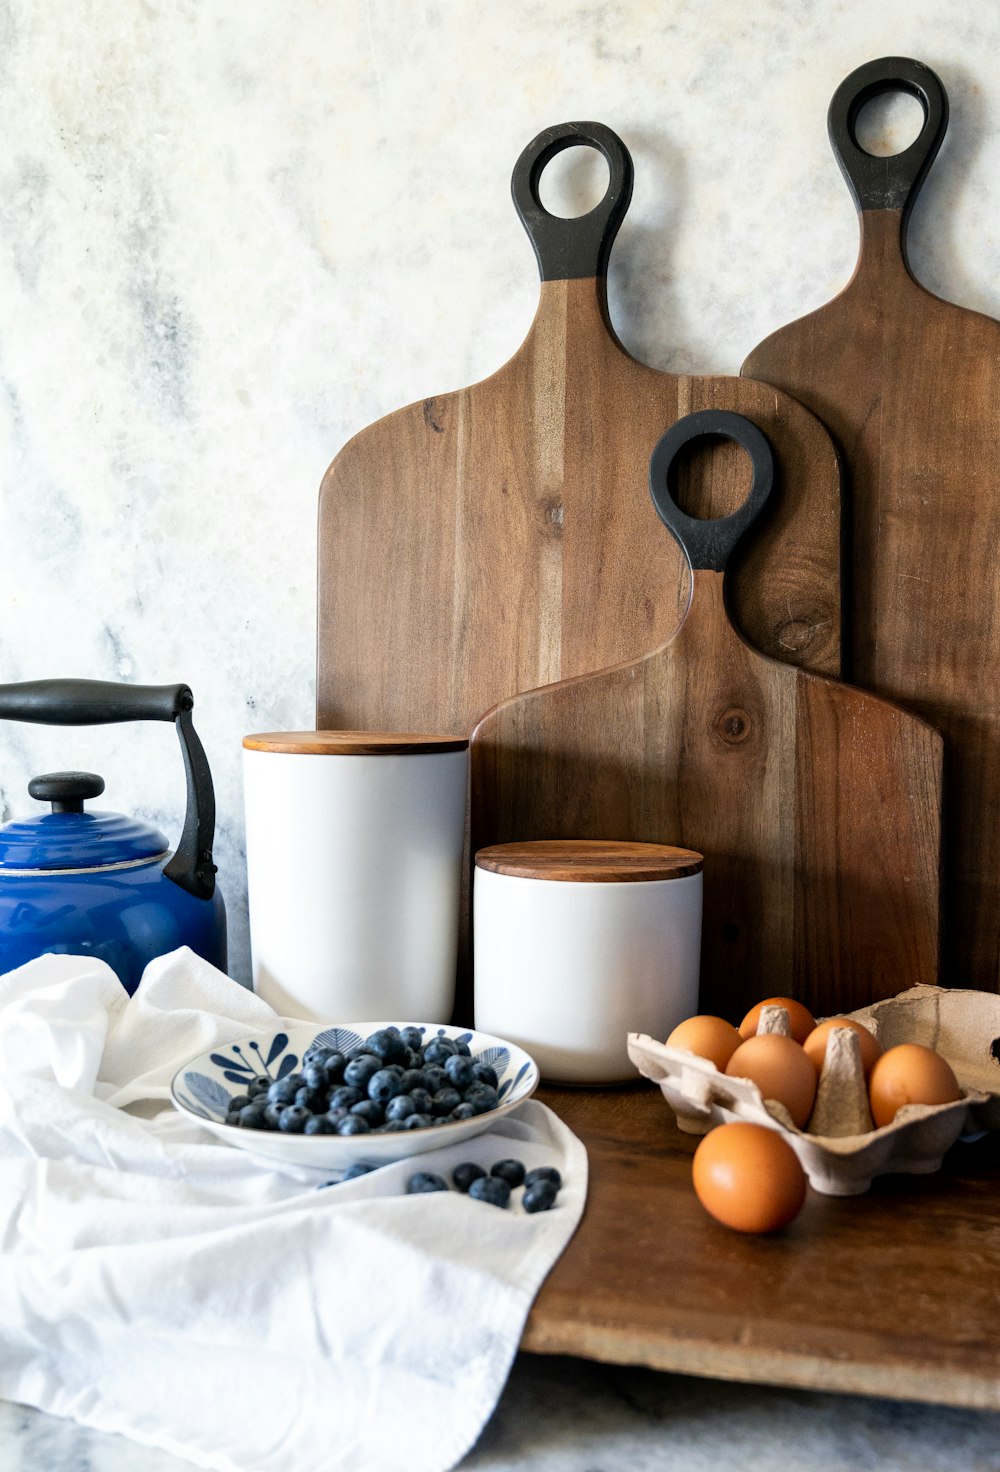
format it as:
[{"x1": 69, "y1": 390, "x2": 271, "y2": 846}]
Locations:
[{"x1": 627, "y1": 985, "x2": 999, "y2": 1196}]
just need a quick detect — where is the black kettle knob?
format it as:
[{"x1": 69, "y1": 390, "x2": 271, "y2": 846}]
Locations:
[{"x1": 28, "y1": 771, "x2": 106, "y2": 814}]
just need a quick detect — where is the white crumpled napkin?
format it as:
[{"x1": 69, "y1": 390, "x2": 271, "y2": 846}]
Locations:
[{"x1": 0, "y1": 948, "x2": 587, "y2": 1472}]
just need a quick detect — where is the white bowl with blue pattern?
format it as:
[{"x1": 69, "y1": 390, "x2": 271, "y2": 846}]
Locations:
[{"x1": 170, "y1": 1020, "x2": 540, "y2": 1169}]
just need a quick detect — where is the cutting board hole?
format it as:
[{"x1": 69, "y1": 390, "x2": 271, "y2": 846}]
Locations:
[
  {"x1": 667, "y1": 435, "x2": 754, "y2": 521},
  {"x1": 537, "y1": 146, "x2": 611, "y2": 218},
  {"x1": 853, "y1": 90, "x2": 925, "y2": 157}
]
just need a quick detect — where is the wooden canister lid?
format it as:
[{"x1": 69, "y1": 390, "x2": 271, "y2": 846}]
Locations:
[
  {"x1": 474, "y1": 839, "x2": 703, "y2": 883},
  {"x1": 243, "y1": 731, "x2": 469, "y2": 755}
]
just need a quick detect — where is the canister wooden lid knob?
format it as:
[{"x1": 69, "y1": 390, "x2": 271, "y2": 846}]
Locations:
[{"x1": 474, "y1": 839, "x2": 703, "y2": 883}]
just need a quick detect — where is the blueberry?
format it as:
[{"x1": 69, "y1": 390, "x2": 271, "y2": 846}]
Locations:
[
  {"x1": 422, "y1": 1066, "x2": 449, "y2": 1094},
  {"x1": 491, "y1": 1159, "x2": 526, "y2": 1187},
  {"x1": 351, "y1": 1099, "x2": 385, "y2": 1126},
  {"x1": 321, "y1": 1051, "x2": 347, "y2": 1083},
  {"x1": 303, "y1": 1062, "x2": 330, "y2": 1091},
  {"x1": 224, "y1": 1109, "x2": 241, "y2": 1126},
  {"x1": 452, "y1": 1162, "x2": 486, "y2": 1192},
  {"x1": 468, "y1": 1176, "x2": 511, "y2": 1208},
  {"x1": 278, "y1": 1105, "x2": 310, "y2": 1133},
  {"x1": 404, "y1": 1047, "x2": 423, "y2": 1069},
  {"x1": 295, "y1": 1086, "x2": 326, "y2": 1112},
  {"x1": 230, "y1": 1094, "x2": 252, "y2": 1111},
  {"x1": 524, "y1": 1166, "x2": 562, "y2": 1190},
  {"x1": 328, "y1": 1085, "x2": 363, "y2": 1111},
  {"x1": 303, "y1": 1115, "x2": 335, "y2": 1135},
  {"x1": 404, "y1": 1113, "x2": 434, "y2": 1129},
  {"x1": 267, "y1": 1078, "x2": 298, "y2": 1106},
  {"x1": 341, "y1": 1162, "x2": 375, "y2": 1181},
  {"x1": 247, "y1": 1078, "x2": 271, "y2": 1099},
  {"x1": 238, "y1": 1104, "x2": 267, "y2": 1129},
  {"x1": 363, "y1": 1029, "x2": 408, "y2": 1064},
  {"x1": 264, "y1": 1102, "x2": 285, "y2": 1128},
  {"x1": 464, "y1": 1083, "x2": 499, "y2": 1115},
  {"x1": 324, "y1": 1107, "x2": 348, "y2": 1126},
  {"x1": 282, "y1": 1072, "x2": 304, "y2": 1093},
  {"x1": 523, "y1": 1180, "x2": 559, "y2": 1213},
  {"x1": 336, "y1": 1114, "x2": 371, "y2": 1135},
  {"x1": 408, "y1": 1087, "x2": 434, "y2": 1114},
  {"x1": 422, "y1": 1037, "x2": 457, "y2": 1065},
  {"x1": 444, "y1": 1055, "x2": 474, "y2": 1090},
  {"x1": 344, "y1": 1054, "x2": 381, "y2": 1090},
  {"x1": 385, "y1": 1094, "x2": 416, "y2": 1122},
  {"x1": 400, "y1": 1068, "x2": 427, "y2": 1092},
  {"x1": 368, "y1": 1068, "x2": 404, "y2": 1104},
  {"x1": 430, "y1": 1087, "x2": 461, "y2": 1117},
  {"x1": 449, "y1": 1102, "x2": 476, "y2": 1121},
  {"x1": 400, "y1": 1026, "x2": 424, "y2": 1051},
  {"x1": 471, "y1": 1062, "x2": 499, "y2": 1088},
  {"x1": 454, "y1": 1038, "x2": 472, "y2": 1057},
  {"x1": 406, "y1": 1172, "x2": 449, "y2": 1194}
]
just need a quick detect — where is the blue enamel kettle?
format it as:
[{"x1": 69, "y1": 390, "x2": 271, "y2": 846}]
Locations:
[{"x1": 0, "y1": 679, "x2": 227, "y2": 992}]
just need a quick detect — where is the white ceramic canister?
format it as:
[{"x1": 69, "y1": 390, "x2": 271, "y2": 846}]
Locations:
[
  {"x1": 243, "y1": 732, "x2": 469, "y2": 1021},
  {"x1": 474, "y1": 840, "x2": 703, "y2": 1084}
]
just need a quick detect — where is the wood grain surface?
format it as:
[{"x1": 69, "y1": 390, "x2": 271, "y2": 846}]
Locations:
[
  {"x1": 317, "y1": 123, "x2": 842, "y2": 741},
  {"x1": 471, "y1": 412, "x2": 942, "y2": 1020},
  {"x1": 475, "y1": 839, "x2": 704, "y2": 883},
  {"x1": 742, "y1": 60, "x2": 1000, "y2": 993},
  {"x1": 523, "y1": 1082, "x2": 1000, "y2": 1410},
  {"x1": 242, "y1": 732, "x2": 468, "y2": 755}
]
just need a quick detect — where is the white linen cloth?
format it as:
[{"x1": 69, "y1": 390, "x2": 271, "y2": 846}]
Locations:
[{"x1": 0, "y1": 948, "x2": 587, "y2": 1472}]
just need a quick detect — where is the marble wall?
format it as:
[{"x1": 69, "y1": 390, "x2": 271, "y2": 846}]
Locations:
[{"x1": 1, "y1": 0, "x2": 999, "y2": 982}]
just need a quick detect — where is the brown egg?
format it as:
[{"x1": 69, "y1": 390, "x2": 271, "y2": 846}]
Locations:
[
  {"x1": 868, "y1": 1043, "x2": 962, "y2": 1128},
  {"x1": 725, "y1": 1034, "x2": 817, "y2": 1128},
  {"x1": 738, "y1": 996, "x2": 816, "y2": 1044},
  {"x1": 665, "y1": 1015, "x2": 743, "y2": 1071},
  {"x1": 803, "y1": 1018, "x2": 882, "y2": 1078},
  {"x1": 692, "y1": 1122, "x2": 807, "y2": 1233}
]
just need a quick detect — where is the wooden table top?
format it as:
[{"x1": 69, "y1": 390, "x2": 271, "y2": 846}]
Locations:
[{"x1": 523, "y1": 1082, "x2": 1000, "y2": 1410}]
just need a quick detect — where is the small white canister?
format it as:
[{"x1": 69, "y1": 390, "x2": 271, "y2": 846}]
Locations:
[
  {"x1": 474, "y1": 839, "x2": 703, "y2": 1084},
  {"x1": 243, "y1": 732, "x2": 469, "y2": 1022}
]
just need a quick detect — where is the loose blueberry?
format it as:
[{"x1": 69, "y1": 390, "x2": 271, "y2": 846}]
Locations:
[
  {"x1": 406, "y1": 1172, "x2": 449, "y2": 1194},
  {"x1": 464, "y1": 1083, "x2": 499, "y2": 1115},
  {"x1": 471, "y1": 1062, "x2": 499, "y2": 1088},
  {"x1": 449, "y1": 1102, "x2": 476, "y2": 1121},
  {"x1": 230, "y1": 1094, "x2": 252, "y2": 1111},
  {"x1": 444, "y1": 1055, "x2": 475, "y2": 1090},
  {"x1": 341, "y1": 1162, "x2": 375, "y2": 1181},
  {"x1": 321, "y1": 1051, "x2": 347, "y2": 1083},
  {"x1": 278, "y1": 1105, "x2": 310, "y2": 1133},
  {"x1": 400, "y1": 1026, "x2": 424, "y2": 1051},
  {"x1": 368, "y1": 1068, "x2": 404, "y2": 1104},
  {"x1": 385, "y1": 1094, "x2": 417, "y2": 1122},
  {"x1": 452, "y1": 1162, "x2": 487, "y2": 1192},
  {"x1": 468, "y1": 1176, "x2": 511, "y2": 1208},
  {"x1": 264, "y1": 1102, "x2": 285, "y2": 1128},
  {"x1": 524, "y1": 1166, "x2": 562, "y2": 1190},
  {"x1": 303, "y1": 1115, "x2": 335, "y2": 1135},
  {"x1": 491, "y1": 1159, "x2": 526, "y2": 1187},
  {"x1": 403, "y1": 1047, "x2": 423, "y2": 1069},
  {"x1": 295, "y1": 1085, "x2": 327, "y2": 1112},
  {"x1": 363, "y1": 1030, "x2": 408, "y2": 1064},
  {"x1": 303, "y1": 1062, "x2": 330, "y2": 1091},
  {"x1": 267, "y1": 1078, "x2": 298, "y2": 1106},
  {"x1": 454, "y1": 1038, "x2": 473, "y2": 1057},
  {"x1": 432, "y1": 1087, "x2": 462, "y2": 1117},
  {"x1": 422, "y1": 1066, "x2": 449, "y2": 1094},
  {"x1": 328, "y1": 1085, "x2": 363, "y2": 1111},
  {"x1": 336, "y1": 1114, "x2": 371, "y2": 1135},
  {"x1": 404, "y1": 1113, "x2": 434, "y2": 1129},
  {"x1": 423, "y1": 1037, "x2": 458, "y2": 1065},
  {"x1": 523, "y1": 1180, "x2": 559, "y2": 1213},
  {"x1": 247, "y1": 1078, "x2": 271, "y2": 1099},
  {"x1": 238, "y1": 1104, "x2": 267, "y2": 1129},
  {"x1": 344, "y1": 1054, "x2": 381, "y2": 1090},
  {"x1": 408, "y1": 1087, "x2": 434, "y2": 1115},
  {"x1": 351, "y1": 1099, "x2": 385, "y2": 1126},
  {"x1": 224, "y1": 1109, "x2": 242, "y2": 1125},
  {"x1": 400, "y1": 1068, "x2": 427, "y2": 1093}
]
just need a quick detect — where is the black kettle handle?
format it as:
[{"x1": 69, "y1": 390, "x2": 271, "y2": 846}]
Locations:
[
  {"x1": 648, "y1": 410, "x2": 774, "y2": 573},
  {"x1": 0, "y1": 678, "x2": 217, "y2": 901},
  {"x1": 828, "y1": 56, "x2": 948, "y2": 222},
  {"x1": 511, "y1": 121, "x2": 633, "y2": 282}
]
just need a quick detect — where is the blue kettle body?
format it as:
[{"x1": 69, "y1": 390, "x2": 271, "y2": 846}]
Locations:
[{"x1": 0, "y1": 680, "x2": 227, "y2": 994}]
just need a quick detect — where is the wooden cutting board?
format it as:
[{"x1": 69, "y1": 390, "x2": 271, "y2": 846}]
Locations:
[
  {"x1": 317, "y1": 121, "x2": 843, "y2": 741},
  {"x1": 471, "y1": 411, "x2": 943, "y2": 1020},
  {"x1": 742, "y1": 57, "x2": 1000, "y2": 992}
]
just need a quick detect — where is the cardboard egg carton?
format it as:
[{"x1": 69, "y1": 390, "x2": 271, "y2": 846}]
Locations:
[{"x1": 628, "y1": 985, "x2": 999, "y2": 1196}]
